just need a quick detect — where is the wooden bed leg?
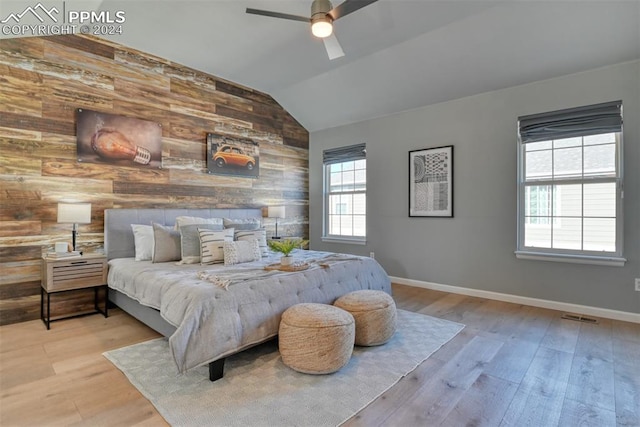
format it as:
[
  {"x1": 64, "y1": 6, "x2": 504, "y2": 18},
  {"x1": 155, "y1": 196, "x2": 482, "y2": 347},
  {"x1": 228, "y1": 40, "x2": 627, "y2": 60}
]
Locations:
[{"x1": 209, "y1": 358, "x2": 225, "y2": 381}]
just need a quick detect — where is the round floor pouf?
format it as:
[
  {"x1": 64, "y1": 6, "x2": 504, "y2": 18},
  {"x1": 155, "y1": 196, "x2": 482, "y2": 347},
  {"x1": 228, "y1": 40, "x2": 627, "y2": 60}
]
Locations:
[
  {"x1": 279, "y1": 303, "x2": 355, "y2": 374},
  {"x1": 334, "y1": 290, "x2": 397, "y2": 346}
]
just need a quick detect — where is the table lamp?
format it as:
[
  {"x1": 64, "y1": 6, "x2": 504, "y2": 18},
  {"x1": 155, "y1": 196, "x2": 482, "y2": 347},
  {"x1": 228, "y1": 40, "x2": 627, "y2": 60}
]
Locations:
[
  {"x1": 57, "y1": 203, "x2": 91, "y2": 251},
  {"x1": 268, "y1": 206, "x2": 285, "y2": 239}
]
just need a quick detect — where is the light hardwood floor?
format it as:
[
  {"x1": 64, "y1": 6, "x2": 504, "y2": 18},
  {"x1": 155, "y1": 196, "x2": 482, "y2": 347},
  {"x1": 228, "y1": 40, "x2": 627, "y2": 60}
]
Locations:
[{"x1": 1, "y1": 284, "x2": 638, "y2": 426}]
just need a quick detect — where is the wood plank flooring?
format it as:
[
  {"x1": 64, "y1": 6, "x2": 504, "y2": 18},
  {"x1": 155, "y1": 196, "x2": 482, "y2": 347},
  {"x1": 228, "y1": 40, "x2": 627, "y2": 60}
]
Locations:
[{"x1": 0, "y1": 284, "x2": 638, "y2": 426}]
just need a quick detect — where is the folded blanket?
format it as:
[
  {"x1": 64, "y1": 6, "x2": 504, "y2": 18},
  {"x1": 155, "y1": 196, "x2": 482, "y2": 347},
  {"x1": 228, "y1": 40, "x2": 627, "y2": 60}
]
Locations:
[{"x1": 197, "y1": 253, "x2": 363, "y2": 289}]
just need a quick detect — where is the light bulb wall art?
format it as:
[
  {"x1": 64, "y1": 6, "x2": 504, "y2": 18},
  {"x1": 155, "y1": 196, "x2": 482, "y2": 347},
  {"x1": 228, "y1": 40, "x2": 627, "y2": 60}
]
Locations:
[{"x1": 76, "y1": 109, "x2": 162, "y2": 169}]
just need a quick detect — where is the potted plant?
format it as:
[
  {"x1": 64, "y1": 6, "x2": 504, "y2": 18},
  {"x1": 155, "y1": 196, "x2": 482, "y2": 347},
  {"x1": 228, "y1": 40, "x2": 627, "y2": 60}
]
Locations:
[{"x1": 268, "y1": 238, "x2": 308, "y2": 266}]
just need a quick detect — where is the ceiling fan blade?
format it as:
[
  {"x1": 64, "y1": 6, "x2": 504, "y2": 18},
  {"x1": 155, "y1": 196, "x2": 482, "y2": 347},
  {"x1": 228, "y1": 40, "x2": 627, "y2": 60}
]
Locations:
[
  {"x1": 246, "y1": 8, "x2": 310, "y2": 23},
  {"x1": 323, "y1": 33, "x2": 345, "y2": 60},
  {"x1": 328, "y1": 0, "x2": 378, "y2": 21}
]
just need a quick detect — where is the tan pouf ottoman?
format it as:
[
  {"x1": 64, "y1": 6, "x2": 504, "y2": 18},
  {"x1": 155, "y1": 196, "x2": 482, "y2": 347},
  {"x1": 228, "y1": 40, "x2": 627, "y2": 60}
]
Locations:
[
  {"x1": 334, "y1": 290, "x2": 397, "y2": 346},
  {"x1": 279, "y1": 303, "x2": 355, "y2": 374}
]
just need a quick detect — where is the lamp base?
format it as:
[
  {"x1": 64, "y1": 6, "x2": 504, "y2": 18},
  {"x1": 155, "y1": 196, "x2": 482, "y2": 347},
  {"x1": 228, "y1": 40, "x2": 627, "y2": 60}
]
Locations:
[{"x1": 72, "y1": 225, "x2": 78, "y2": 252}]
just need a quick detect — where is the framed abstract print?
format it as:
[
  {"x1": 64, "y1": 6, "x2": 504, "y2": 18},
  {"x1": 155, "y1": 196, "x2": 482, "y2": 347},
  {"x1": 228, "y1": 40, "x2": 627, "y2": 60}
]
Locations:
[{"x1": 409, "y1": 145, "x2": 453, "y2": 217}]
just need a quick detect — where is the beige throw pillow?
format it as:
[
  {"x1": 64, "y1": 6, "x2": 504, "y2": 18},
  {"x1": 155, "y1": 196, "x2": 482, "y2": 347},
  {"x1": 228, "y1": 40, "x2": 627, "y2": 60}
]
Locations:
[
  {"x1": 152, "y1": 223, "x2": 181, "y2": 263},
  {"x1": 223, "y1": 240, "x2": 262, "y2": 266}
]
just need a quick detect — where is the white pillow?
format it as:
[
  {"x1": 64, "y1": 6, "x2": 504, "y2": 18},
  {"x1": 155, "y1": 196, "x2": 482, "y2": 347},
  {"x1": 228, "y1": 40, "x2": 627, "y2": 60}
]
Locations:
[
  {"x1": 235, "y1": 228, "x2": 268, "y2": 257},
  {"x1": 131, "y1": 224, "x2": 154, "y2": 261},
  {"x1": 175, "y1": 216, "x2": 223, "y2": 230},
  {"x1": 199, "y1": 228, "x2": 234, "y2": 265},
  {"x1": 223, "y1": 240, "x2": 261, "y2": 266},
  {"x1": 222, "y1": 218, "x2": 261, "y2": 231}
]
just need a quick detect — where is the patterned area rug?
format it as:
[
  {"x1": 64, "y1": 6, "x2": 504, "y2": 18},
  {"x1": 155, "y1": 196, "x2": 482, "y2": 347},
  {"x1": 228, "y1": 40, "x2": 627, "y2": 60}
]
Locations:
[{"x1": 104, "y1": 310, "x2": 463, "y2": 427}]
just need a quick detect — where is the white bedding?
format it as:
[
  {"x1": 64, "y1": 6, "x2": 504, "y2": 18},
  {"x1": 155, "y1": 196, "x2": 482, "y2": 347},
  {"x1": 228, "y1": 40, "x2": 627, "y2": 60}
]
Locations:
[{"x1": 108, "y1": 249, "x2": 392, "y2": 373}]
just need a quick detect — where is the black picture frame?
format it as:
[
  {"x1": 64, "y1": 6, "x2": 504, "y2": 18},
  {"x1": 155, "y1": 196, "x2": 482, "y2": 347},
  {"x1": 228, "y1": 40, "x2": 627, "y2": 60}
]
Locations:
[
  {"x1": 206, "y1": 133, "x2": 259, "y2": 178},
  {"x1": 76, "y1": 109, "x2": 162, "y2": 169},
  {"x1": 409, "y1": 145, "x2": 454, "y2": 217}
]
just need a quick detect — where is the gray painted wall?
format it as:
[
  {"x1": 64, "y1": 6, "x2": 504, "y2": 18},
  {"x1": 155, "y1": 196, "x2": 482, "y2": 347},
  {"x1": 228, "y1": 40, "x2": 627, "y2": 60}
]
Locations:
[{"x1": 309, "y1": 60, "x2": 639, "y2": 314}]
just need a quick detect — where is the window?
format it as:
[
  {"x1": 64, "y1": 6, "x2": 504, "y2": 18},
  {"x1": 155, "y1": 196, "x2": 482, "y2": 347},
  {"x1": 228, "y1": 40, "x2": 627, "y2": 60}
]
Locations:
[
  {"x1": 516, "y1": 101, "x2": 625, "y2": 266},
  {"x1": 323, "y1": 144, "x2": 366, "y2": 243}
]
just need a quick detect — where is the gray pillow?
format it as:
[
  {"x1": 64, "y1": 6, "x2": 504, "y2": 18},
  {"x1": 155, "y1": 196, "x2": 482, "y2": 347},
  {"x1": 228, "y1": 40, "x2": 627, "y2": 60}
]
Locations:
[
  {"x1": 179, "y1": 223, "x2": 222, "y2": 264},
  {"x1": 223, "y1": 218, "x2": 261, "y2": 231},
  {"x1": 152, "y1": 223, "x2": 181, "y2": 263}
]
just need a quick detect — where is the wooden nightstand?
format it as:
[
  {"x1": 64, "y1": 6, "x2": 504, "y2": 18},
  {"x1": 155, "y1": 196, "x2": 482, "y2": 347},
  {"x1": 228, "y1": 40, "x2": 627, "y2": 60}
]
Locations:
[{"x1": 41, "y1": 253, "x2": 108, "y2": 330}]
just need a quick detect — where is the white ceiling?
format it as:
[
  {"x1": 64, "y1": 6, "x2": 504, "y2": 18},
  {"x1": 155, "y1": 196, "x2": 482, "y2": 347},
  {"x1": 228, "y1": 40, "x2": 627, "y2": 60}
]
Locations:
[{"x1": 9, "y1": 0, "x2": 640, "y2": 132}]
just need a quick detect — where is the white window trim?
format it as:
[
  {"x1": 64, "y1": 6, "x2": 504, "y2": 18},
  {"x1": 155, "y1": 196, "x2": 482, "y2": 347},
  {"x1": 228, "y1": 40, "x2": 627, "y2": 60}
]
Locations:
[
  {"x1": 321, "y1": 236, "x2": 367, "y2": 245},
  {"x1": 515, "y1": 251, "x2": 626, "y2": 267},
  {"x1": 516, "y1": 133, "x2": 624, "y2": 266},
  {"x1": 322, "y1": 159, "x2": 367, "y2": 244}
]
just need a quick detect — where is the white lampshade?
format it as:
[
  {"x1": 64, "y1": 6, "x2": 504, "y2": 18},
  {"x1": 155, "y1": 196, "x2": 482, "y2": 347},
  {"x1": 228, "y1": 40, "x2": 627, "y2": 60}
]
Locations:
[
  {"x1": 311, "y1": 18, "x2": 333, "y2": 38},
  {"x1": 57, "y1": 203, "x2": 92, "y2": 224},
  {"x1": 268, "y1": 206, "x2": 285, "y2": 219}
]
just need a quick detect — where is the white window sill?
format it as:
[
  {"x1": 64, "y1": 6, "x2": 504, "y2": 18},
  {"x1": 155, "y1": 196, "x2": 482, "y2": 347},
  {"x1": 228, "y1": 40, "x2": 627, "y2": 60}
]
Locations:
[
  {"x1": 322, "y1": 237, "x2": 367, "y2": 246},
  {"x1": 515, "y1": 251, "x2": 626, "y2": 267}
]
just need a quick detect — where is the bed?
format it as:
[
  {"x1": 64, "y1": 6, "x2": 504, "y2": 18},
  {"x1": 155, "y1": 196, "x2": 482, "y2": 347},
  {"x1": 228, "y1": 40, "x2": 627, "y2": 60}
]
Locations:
[{"x1": 105, "y1": 208, "x2": 392, "y2": 381}]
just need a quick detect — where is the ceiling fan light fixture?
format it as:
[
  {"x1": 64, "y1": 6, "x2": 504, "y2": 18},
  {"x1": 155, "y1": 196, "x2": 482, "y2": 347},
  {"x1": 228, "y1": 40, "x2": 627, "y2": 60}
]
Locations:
[
  {"x1": 246, "y1": 0, "x2": 379, "y2": 58},
  {"x1": 311, "y1": 16, "x2": 333, "y2": 38}
]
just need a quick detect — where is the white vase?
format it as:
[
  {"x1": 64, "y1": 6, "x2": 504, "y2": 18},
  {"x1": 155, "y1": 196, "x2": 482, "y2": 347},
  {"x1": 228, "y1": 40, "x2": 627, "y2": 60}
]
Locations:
[{"x1": 281, "y1": 256, "x2": 293, "y2": 266}]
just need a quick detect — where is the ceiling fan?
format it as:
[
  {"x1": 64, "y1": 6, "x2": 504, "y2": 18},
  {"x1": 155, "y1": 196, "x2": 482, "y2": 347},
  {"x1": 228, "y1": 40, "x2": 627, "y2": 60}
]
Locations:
[{"x1": 246, "y1": 0, "x2": 378, "y2": 60}]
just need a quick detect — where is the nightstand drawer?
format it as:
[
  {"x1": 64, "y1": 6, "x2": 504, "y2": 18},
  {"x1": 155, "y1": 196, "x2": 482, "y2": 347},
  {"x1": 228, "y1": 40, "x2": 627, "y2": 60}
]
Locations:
[{"x1": 42, "y1": 256, "x2": 107, "y2": 292}]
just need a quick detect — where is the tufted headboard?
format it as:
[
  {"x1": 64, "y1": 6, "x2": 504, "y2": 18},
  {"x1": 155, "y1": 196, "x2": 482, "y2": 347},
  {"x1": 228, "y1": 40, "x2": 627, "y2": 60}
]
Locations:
[{"x1": 104, "y1": 208, "x2": 263, "y2": 260}]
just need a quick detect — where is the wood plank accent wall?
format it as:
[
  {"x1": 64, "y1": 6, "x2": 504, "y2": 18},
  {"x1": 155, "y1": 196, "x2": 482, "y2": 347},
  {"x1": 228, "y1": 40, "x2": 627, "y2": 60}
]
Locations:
[{"x1": 0, "y1": 35, "x2": 309, "y2": 326}]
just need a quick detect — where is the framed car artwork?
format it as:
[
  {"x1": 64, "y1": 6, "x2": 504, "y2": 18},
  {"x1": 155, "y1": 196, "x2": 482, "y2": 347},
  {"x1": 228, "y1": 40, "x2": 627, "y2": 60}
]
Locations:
[{"x1": 206, "y1": 133, "x2": 259, "y2": 178}]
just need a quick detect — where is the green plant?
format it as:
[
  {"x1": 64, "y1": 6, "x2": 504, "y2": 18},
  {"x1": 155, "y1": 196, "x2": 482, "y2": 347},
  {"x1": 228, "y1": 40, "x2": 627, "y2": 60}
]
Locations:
[{"x1": 267, "y1": 238, "x2": 308, "y2": 257}]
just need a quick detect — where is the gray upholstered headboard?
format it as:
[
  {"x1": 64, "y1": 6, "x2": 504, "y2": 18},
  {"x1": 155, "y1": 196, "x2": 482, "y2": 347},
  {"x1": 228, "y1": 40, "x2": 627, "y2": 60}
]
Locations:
[{"x1": 104, "y1": 208, "x2": 263, "y2": 260}]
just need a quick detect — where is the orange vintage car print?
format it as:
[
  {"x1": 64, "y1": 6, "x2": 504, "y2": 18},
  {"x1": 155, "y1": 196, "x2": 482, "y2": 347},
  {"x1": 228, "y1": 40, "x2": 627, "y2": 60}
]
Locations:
[{"x1": 213, "y1": 145, "x2": 256, "y2": 170}]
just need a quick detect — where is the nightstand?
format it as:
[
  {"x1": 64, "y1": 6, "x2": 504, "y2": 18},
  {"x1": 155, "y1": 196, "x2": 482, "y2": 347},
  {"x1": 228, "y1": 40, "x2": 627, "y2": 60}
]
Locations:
[{"x1": 41, "y1": 253, "x2": 108, "y2": 329}]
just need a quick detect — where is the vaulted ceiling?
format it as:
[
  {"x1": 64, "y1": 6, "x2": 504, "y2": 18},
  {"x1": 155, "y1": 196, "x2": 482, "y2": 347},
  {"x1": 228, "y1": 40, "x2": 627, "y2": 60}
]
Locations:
[{"x1": 10, "y1": 1, "x2": 640, "y2": 132}]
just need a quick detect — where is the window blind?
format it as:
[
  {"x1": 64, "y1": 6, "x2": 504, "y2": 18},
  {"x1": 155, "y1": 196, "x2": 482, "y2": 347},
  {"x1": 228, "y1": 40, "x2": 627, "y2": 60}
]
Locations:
[
  {"x1": 518, "y1": 100, "x2": 622, "y2": 144},
  {"x1": 323, "y1": 143, "x2": 366, "y2": 164}
]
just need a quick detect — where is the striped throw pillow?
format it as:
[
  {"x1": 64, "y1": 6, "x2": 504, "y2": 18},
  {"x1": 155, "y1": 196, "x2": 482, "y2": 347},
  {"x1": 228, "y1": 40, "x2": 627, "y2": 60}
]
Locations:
[
  {"x1": 199, "y1": 228, "x2": 234, "y2": 265},
  {"x1": 235, "y1": 228, "x2": 268, "y2": 256}
]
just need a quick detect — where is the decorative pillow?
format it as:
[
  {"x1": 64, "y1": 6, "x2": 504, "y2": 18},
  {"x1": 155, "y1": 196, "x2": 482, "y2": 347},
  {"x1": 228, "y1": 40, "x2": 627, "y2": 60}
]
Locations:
[
  {"x1": 152, "y1": 223, "x2": 182, "y2": 263},
  {"x1": 222, "y1": 218, "x2": 261, "y2": 231},
  {"x1": 131, "y1": 224, "x2": 154, "y2": 261},
  {"x1": 235, "y1": 228, "x2": 268, "y2": 257},
  {"x1": 179, "y1": 223, "x2": 223, "y2": 264},
  {"x1": 199, "y1": 228, "x2": 234, "y2": 265},
  {"x1": 175, "y1": 216, "x2": 223, "y2": 230},
  {"x1": 223, "y1": 239, "x2": 261, "y2": 266}
]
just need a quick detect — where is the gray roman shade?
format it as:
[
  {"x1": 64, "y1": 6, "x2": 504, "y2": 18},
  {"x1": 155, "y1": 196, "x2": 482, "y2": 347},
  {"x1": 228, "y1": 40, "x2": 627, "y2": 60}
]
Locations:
[
  {"x1": 323, "y1": 143, "x2": 366, "y2": 164},
  {"x1": 518, "y1": 100, "x2": 622, "y2": 144}
]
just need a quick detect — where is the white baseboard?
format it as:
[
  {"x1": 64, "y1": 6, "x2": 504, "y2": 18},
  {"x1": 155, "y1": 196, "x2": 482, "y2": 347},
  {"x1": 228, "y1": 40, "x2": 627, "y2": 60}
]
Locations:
[{"x1": 390, "y1": 276, "x2": 640, "y2": 324}]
